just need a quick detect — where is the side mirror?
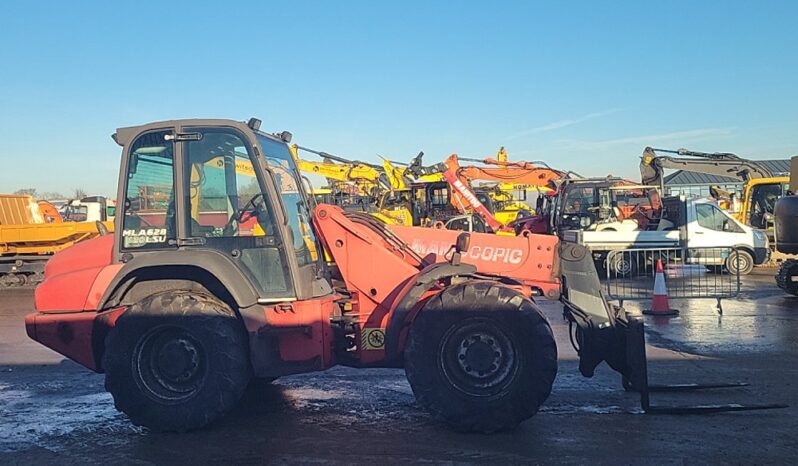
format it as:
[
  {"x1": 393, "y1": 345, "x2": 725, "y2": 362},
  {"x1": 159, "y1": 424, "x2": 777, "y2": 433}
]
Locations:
[
  {"x1": 455, "y1": 232, "x2": 471, "y2": 253},
  {"x1": 449, "y1": 232, "x2": 471, "y2": 266}
]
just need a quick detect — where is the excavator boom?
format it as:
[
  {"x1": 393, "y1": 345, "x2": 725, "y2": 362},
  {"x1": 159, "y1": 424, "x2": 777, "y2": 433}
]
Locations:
[
  {"x1": 293, "y1": 145, "x2": 390, "y2": 196},
  {"x1": 640, "y1": 146, "x2": 774, "y2": 187}
]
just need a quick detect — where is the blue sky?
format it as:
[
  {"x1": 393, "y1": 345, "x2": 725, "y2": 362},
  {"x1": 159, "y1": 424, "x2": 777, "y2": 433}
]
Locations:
[{"x1": 1, "y1": 1, "x2": 797, "y2": 196}]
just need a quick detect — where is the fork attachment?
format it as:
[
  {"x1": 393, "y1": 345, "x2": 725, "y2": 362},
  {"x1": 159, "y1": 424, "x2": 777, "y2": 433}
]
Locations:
[{"x1": 621, "y1": 314, "x2": 787, "y2": 414}]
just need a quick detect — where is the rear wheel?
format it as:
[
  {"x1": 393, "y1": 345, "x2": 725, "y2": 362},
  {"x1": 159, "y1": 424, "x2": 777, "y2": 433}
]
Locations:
[
  {"x1": 776, "y1": 259, "x2": 798, "y2": 296},
  {"x1": 607, "y1": 252, "x2": 637, "y2": 278},
  {"x1": 103, "y1": 291, "x2": 250, "y2": 432},
  {"x1": 726, "y1": 250, "x2": 754, "y2": 275},
  {"x1": 404, "y1": 283, "x2": 557, "y2": 433}
]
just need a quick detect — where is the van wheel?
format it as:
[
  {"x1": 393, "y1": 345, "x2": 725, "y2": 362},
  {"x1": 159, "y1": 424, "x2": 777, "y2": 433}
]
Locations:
[
  {"x1": 607, "y1": 253, "x2": 637, "y2": 278},
  {"x1": 726, "y1": 250, "x2": 754, "y2": 275},
  {"x1": 103, "y1": 291, "x2": 250, "y2": 432}
]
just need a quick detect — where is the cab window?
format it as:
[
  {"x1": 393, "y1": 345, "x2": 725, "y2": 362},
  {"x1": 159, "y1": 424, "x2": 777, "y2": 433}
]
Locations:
[
  {"x1": 256, "y1": 135, "x2": 315, "y2": 267},
  {"x1": 430, "y1": 186, "x2": 449, "y2": 206},
  {"x1": 186, "y1": 133, "x2": 272, "y2": 238},
  {"x1": 696, "y1": 203, "x2": 742, "y2": 233},
  {"x1": 749, "y1": 183, "x2": 783, "y2": 229},
  {"x1": 121, "y1": 130, "x2": 176, "y2": 250},
  {"x1": 185, "y1": 127, "x2": 292, "y2": 298}
]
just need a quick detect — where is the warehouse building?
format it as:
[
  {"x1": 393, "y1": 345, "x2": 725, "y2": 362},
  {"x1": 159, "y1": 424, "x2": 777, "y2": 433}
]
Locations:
[{"x1": 663, "y1": 159, "x2": 791, "y2": 198}]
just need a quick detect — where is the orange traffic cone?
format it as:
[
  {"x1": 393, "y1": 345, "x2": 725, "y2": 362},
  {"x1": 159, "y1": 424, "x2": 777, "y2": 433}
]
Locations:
[{"x1": 643, "y1": 259, "x2": 679, "y2": 316}]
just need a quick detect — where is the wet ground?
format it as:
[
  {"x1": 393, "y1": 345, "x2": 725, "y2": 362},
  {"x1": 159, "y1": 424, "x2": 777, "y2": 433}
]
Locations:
[{"x1": 1, "y1": 270, "x2": 796, "y2": 464}]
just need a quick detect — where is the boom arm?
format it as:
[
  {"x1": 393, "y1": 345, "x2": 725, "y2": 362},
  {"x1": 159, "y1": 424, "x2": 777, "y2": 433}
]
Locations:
[
  {"x1": 458, "y1": 164, "x2": 564, "y2": 189},
  {"x1": 407, "y1": 154, "x2": 509, "y2": 232},
  {"x1": 293, "y1": 145, "x2": 390, "y2": 196},
  {"x1": 640, "y1": 146, "x2": 774, "y2": 188}
]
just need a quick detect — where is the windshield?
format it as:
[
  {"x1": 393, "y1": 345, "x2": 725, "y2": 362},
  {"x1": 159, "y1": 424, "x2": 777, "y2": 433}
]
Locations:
[{"x1": 256, "y1": 134, "x2": 316, "y2": 267}]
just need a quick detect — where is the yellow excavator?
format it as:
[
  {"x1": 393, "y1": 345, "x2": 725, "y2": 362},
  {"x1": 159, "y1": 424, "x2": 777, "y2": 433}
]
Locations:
[{"x1": 292, "y1": 145, "x2": 389, "y2": 202}]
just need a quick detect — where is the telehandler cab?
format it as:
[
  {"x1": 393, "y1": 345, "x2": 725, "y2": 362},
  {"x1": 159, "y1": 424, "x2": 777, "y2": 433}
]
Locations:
[{"x1": 25, "y1": 118, "x2": 783, "y2": 433}]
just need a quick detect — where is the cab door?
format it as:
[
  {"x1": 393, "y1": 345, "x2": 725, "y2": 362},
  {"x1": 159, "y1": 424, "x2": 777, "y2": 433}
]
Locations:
[
  {"x1": 179, "y1": 125, "x2": 297, "y2": 301},
  {"x1": 118, "y1": 127, "x2": 179, "y2": 252},
  {"x1": 688, "y1": 202, "x2": 750, "y2": 252}
]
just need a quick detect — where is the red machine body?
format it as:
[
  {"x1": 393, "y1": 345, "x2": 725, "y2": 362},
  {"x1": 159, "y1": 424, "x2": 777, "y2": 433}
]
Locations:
[{"x1": 26, "y1": 197, "x2": 565, "y2": 374}]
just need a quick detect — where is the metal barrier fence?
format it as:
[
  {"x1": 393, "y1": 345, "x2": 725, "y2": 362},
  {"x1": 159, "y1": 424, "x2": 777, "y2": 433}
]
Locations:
[{"x1": 604, "y1": 247, "x2": 741, "y2": 313}]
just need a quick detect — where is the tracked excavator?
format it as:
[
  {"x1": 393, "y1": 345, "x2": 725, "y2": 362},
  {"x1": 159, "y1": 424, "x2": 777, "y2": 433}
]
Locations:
[{"x1": 640, "y1": 147, "x2": 789, "y2": 231}]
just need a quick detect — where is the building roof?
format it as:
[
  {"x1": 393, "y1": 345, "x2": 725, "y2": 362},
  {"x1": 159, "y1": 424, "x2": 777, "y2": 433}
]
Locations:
[{"x1": 663, "y1": 159, "x2": 790, "y2": 186}]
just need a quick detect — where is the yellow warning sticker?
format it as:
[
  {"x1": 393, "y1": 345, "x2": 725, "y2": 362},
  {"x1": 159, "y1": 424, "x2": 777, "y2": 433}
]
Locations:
[{"x1": 362, "y1": 328, "x2": 386, "y2": 350}]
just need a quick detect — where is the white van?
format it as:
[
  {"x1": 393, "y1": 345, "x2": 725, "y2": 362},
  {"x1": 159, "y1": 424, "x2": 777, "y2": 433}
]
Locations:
[{"x1": 562, "y1": 195, "x2": 769, "y2": 275}]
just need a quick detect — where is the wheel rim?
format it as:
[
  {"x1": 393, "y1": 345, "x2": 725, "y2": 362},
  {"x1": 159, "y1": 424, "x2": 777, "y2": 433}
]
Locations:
[
  {"x1": 613, "y1": 256, "x2": 633, "y2": 276},
  {"x1": 729, "y1": 253, "x2": 750, "y2": 274},
  {"x1": 134, "y1": 325, "x2": 207, "y2": 403},
  {"x1": 438, "y1": 319, "x2": 518, "y2": 397}
]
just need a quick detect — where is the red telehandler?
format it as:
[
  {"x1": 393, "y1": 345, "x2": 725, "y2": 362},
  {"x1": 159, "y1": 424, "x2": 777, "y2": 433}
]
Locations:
[{"x1": 25, "y1": 118, "x2": 783, "y2": 433}]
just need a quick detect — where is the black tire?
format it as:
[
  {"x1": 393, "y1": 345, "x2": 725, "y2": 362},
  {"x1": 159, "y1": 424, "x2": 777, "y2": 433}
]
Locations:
[
  {"x1": 103, "y1": 291, "x2": 251, "y2": 432},
  {"x1": 404, "y1": 282, "x2": 558, "y2": 433},
  {"x1": 726, "y1": 250, "x2": 754, "y2": 276},
  {"x1": 776, "y1": 259, "x2": 798, "y2": 296},
  {"x1": 607, "y1": 252, "x2": 637, "y2": 278}
]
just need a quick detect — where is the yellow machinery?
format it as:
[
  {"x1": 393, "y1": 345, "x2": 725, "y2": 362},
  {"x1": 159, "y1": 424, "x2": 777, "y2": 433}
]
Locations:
[
  {"x1": 1, "y1": 194, "x2": 113, "y2": 286},
  {"x1": 293, "y1": 145, "x2": 389, "y2": 199},
  {"x1": 290, "y1": 145, "x2": 538, "y2": 232},
  {"x1": 736, "y1": 176, "x2": 790, "y2": 229},
  {"x1": 477, "y1": 183, "x2": 533, "y2": 225},
  {"x1": 382, "y1": 155, "x2": 443, "y2": 189}
]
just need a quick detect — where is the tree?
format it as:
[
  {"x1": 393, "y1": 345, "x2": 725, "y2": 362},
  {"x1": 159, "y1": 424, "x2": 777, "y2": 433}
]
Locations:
[
  {"x1": 73, "y1": 188, "x2": 88, "y2": 199},
  {"x1": 14, "y1": 188, "x2": 37, "y2": 198},
  {"x1": 39, "y1": 192, "x2": 65, "y2": 200}
]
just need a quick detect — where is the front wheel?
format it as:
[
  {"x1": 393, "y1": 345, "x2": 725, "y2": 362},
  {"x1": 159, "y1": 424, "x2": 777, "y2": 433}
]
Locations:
[
  {"x1": 103, "y1": 291, "x2": 251, "y2": 432},
  {"x1": 726, "y1": 250, "x2": 754, "y2": 275},
  {"x1": 404, "y1": 283, "x2": 558, "y2": 433}
]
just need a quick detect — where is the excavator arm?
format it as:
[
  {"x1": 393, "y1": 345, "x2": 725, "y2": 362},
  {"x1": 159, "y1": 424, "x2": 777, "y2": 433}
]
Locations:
[
  {"x1": 640, "y1": 146, "x2": 774, "y2": 187},
  {"x1": 407, "y1": 154, "x2": 509, "y2": 232},
  {"x1": 293, "y1": 145, "x2": 390, "y2": 197}
]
